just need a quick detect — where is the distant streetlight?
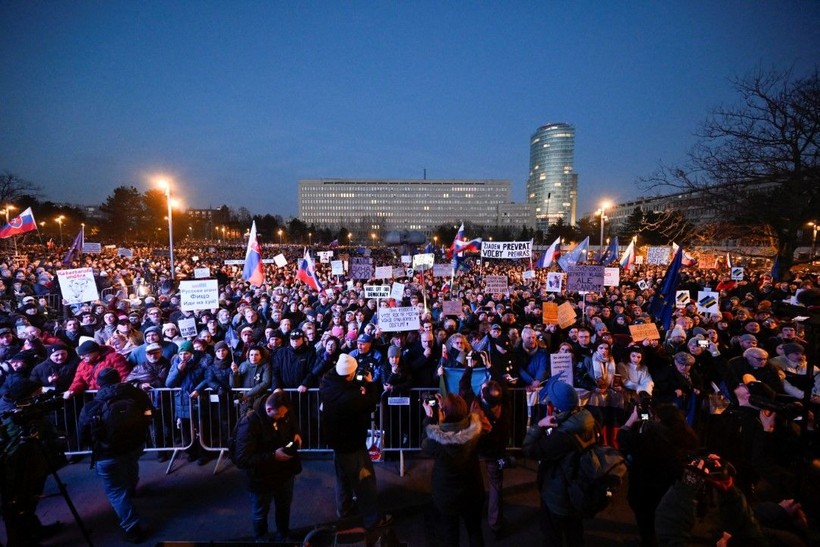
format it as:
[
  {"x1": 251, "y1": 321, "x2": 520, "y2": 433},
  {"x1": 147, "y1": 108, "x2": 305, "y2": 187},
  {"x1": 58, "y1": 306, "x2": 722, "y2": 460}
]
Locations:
[
  {"x1": 433, "y1": 235, "x2": 438, "y2": 246},
  {"x1": 278, "y1": 229, "x2": 283, "y2": 245},
  {"x1": 158, "y1": 179, "x2": 176, "y2": 280},
  {"x1": 598, "y1": 201, "x2": 611, "y2": 255},
  {"x1": 809, "y1": 221, "x2": 818, "y2": 263},
  {"x1": 370, "y1": 232, "x2": 376, "y2": 246},
  {"x1": 309, "y1": 232, "x2": 313, "y2": 246},
  {"x1": 56, "y1": 216, "x2": 64, "y2": 246}
]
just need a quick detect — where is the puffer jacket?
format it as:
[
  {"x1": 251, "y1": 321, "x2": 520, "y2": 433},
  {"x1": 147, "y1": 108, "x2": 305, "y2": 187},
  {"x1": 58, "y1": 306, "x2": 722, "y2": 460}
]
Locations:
[
  {"x1": 67, "y1": 346, "x2": 132, "y2": 395},
  {"x1": 523, "y1": 407, "x2": 597, "y2": 516},
  {"x1": 422, "y1": 412, "x2": 485, "y2": 515}
]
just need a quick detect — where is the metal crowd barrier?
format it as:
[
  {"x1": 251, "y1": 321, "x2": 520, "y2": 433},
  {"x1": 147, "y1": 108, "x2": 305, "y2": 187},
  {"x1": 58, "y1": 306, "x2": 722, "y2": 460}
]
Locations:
[{"x1": 49, "y1": 385, "x2": 538, "y2": 476}]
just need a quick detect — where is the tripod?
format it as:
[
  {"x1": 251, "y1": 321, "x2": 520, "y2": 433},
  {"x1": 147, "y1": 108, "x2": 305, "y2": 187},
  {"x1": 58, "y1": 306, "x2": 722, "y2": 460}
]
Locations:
[{"x1": 1, "y1": 425, "x2": 94, "y2": 546}]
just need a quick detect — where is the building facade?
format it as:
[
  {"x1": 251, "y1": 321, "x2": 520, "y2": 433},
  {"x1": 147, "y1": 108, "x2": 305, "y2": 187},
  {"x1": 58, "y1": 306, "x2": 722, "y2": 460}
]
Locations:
[
  {"x1": 299, "y1": 178, "x2": 533, "y2": 235},
  {"x1": 526, "y1": 122, "x2": 578, "y2": 229}
]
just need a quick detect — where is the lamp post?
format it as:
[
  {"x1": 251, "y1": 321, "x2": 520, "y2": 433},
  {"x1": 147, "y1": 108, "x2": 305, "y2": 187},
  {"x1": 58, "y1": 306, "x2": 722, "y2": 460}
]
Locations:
[
  {"x1": 597, "y1": 202, "x2": 610, "y2": 255},
  {"x1": 370, "y1": 232, "x2": 376, "y2": 247},
  {"x1": 309, "y1": 232, "x2": 313, "y2": 246},
  {"x1": 278, "y1": 229, "x2": 283, "y2": 245},
  {"x1": 809, "y1": 221, "x2": 818, "y2": 263},
  {"x1": 56, "y1": 216, "x2": 64, "y2": 246},
  {"x1": 159, "y1": 179, "x2": 175, "y2": 280}
]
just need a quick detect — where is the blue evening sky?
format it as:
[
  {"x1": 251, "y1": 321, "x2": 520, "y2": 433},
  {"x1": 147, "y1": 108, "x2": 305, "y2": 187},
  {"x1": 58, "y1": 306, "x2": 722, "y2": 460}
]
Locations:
[{"x1": 1, "y1": 2, "x2": 817, "y2": 219}]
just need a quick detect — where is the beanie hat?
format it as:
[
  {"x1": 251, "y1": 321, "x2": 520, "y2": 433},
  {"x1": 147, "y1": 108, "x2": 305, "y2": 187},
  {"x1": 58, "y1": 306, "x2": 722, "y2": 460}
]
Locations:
[
  {"x1": 47, "y1": 343, "x2": 68, "y2": 356},
  {"x1": 77, "y1": 340, "x2": 101, "y2": 356},
  {"x1": 674, "y1": 352, "x2": 696, "y2": 366},
  {"x1": 162, "y1": 323, "x2": 177, "y2": 332},
  {"x1": 782, "y1": 343, "x2": 804, "y2": 356},
  {"x1": 5, "y1": 378, "x2": 42, "y2": 402},
  {"x1": 144, "y1": 326, "x2": 161, "y2": 336},
  {"x1": 738, "y1": 333, "x2": 757, "y2": 343},
  {"x1": 545, "y1": 375, "x2": 579, "y2": 412},
  {"x1": 336, "y1": 354, "x2": 358, "y2": 376},
  {"x1": 97, "y1": 367, "x2": 121, "y2": 387},
  {"x1": 331, "y1": 325, "x2": 345, "y2": 338},
  {"x1": 669, "y1": 325, "x2": 687, "y2": 339},
  {"x1": 177, "y1": 340, "x2": 194, "y2": 353},
  {"x1": 214, "y1": 341, "x2": 228, "y2": 352},
  {"x1": 387, "y1": 345, "x2": 401, "y2": 359}
]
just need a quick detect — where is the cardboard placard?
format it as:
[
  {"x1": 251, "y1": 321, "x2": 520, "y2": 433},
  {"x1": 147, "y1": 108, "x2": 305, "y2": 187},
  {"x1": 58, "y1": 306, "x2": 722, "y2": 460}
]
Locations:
[
  {"x1": 522, "y1": 269, "x2": 535, "y2": 280},
  {"x1": 647, "y1": 246, "x2": 670, "y2": 265},
  {"x1": 433, "y1": 263, "x2": 454, "y2": 278},
  {"x1": 117, "y1": 248, "x2": 133, "y2": 258},
  {"x1": 374, "y1": 265, "x2": 393, "y2": 280},
  {"x1": 629, "y1": 322, "x2": 661, "y2": 342},
  {"x1": 675, "y1": 290, "x2": 690, "y2": 308},
  {"x1": 273, "y1": 253, "x2": 287, "y2": 268},
  {"x1": 194, "y1": 267, "x2": 210, "y2": 279},
  {"x1": 697, "y1": 290, "x2": 720, "y2": 314},
  {"x1": 390, "y1": 282, "x2": 405, "y2": 302},
  {"x1": 412, "y1": 253, "x2": 434, "y2": 270},
  {"x1": 542, "y1": 302, "x2": 559, "y2": 325},
  {"x1": 392, "y1": 267, "x2": 406, "y2": 279},
  {"x1": 557, "y1": 301, "x2": 577, "y2": 329},
  {"x1": 730, "y1": 267, "x2": 744, "y2": 280},
  {"x1": 550, "y1": 352, "x2": 574, "y2": 386},
  {"x1": 178, "y1": 317, "x2": 198, "y2": 338},
  {"x1": 350, "y1": 257, "x2": 373, "y2": 280},
  {"x1": 442, "y1": 300, "x2": 463, "y2": 317},
  {"x1": 603, "y1": 267, "x2": 620, "y2": 287},
  {"x1": 331, "y1": 260, "x2": 345, "y2": 276}
]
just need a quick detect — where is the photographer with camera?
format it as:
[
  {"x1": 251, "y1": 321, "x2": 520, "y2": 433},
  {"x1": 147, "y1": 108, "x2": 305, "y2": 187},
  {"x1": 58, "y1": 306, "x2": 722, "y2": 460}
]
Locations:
[
  {"x1": 1, "y1": 379, "x2": 64, "y2": 546},
  {"x1": 319, "y1": 353, "x2": 393, "y2": 537},
  {"x1": 617, "y1": 401, "x2": 699, "y2": 547},
  {"x1": 232, "y1": 391, "x2": 302, "y2": 542}
]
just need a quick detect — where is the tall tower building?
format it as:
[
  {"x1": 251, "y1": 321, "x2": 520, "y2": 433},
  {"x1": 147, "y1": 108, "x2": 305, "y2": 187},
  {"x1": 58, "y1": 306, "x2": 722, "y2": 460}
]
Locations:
[{"x1": 526, "y1": 122, "x2": 578, "y2": 229}]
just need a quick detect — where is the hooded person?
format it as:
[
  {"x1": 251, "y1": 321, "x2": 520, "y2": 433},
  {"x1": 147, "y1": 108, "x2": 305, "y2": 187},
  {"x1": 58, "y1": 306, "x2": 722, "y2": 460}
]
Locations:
[{"x1": 523, "y1": 374, "x2": 597, "y2": 546}]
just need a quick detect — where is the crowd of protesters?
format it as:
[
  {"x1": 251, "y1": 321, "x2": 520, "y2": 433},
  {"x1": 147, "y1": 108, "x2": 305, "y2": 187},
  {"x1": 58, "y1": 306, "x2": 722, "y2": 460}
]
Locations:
[{"x1": 1, "y1": 241, "x2": 819, "y2": 546}]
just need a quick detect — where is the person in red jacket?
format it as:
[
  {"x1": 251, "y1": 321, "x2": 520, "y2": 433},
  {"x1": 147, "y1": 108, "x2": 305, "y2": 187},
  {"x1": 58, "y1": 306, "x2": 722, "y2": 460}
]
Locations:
[{"x1": 63, "y1": 340, "x2": 132, "y2": 399}]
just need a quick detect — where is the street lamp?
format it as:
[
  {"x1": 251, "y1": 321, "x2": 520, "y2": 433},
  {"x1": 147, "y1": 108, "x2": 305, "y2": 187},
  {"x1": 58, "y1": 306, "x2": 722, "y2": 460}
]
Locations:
[
  {"x1": 597, "y1": 202, "x2": 611, "y2": 255},
  {"x1": 809, "y1": 221, "x2": 818, "y2": 263},
  {"x1": 159, "y1": 179, "x2": 176, "y2": 280},
  {"x1": 370, "y1": 232, "x2": 376, "y2": 247},
  {"x1": 278, "y1": 229, "x2": 283, "y2": 245},
  {"x1": 56, "y1": 216, "x2": 64, "y2": 246},
  {"x1": 309, "y1": 232, "x2": 313, "y2": 246}
]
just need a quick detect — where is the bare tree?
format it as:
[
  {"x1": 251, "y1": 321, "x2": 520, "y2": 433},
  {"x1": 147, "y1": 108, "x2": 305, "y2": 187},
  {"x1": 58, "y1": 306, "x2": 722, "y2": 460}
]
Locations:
[
  {"x1": 0, "y1": 171, "x2": 41, "y2": 203},
  {"x1": 643, "y1": 67, "x2": 820, "y2": 275}
]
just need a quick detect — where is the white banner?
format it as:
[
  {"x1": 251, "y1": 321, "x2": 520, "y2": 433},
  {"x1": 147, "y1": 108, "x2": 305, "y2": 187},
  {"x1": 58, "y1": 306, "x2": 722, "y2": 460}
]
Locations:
[
  {"x1": 603, "y1": 267, "x2": 620, "y2": 287},
  {"x1": 647, "y1": 246, "x2": 670, "y2": 265},
  {"x1": 364, "y1": 285, "x2": 391, "y2": 299},
  {"x1": 57, "y1": 268, "x2": 99, "y2": 305},
  {"x1": 331, "y1": 260, "x2": 345, "y2": 276},
  {"x1": 484, "y1": 275, "x2": 508, "y2": 294},
  {"x1": 374, "y1": 266, "x2": 393, "y2": 280},
  {"x1": 178, "y1": 317, "x2": 198, "y2": 338},
  {"x1": 194, "y1": 267, "x2": 210, "y2": 279},
  {"x1": 179, "y1": 279, "x2": 219, "y2": 311},
  {"x1": 377, "y1": 306, "x2": 421, "y2": 332},
  {"x1": 433, "y1": 264, "x2": 454, "y2": 278},
  {"x1": 480, "y1": 240, "x2": 532, "y2": 259},
  {"x1": 317, "y1": 250, "x2": 334, "y2": 263}
]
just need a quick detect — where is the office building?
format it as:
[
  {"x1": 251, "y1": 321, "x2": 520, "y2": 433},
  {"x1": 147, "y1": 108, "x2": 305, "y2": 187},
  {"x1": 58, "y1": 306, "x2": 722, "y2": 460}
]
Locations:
[{"x1": 526, "y1": 122, "x2": 578, "y2": 229}]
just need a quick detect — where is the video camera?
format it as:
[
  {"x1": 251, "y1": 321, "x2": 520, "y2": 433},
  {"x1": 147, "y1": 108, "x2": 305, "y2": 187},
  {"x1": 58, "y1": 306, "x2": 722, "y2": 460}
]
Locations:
[
  {"x1": 749, "y1": 395, "x2": 803, "y2": 421},
  {"x1": 637, "y1": 392, "x2": 653, "y2": 421},
  {"x1": 1, "y1": 390, "x2": 64, "y2": 426}
]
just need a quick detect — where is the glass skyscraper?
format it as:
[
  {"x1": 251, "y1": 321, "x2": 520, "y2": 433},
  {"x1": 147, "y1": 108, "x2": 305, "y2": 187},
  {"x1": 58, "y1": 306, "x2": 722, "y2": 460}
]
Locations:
[{"x1": 526, "y1": 122, "x2": 578, "y2": 229}]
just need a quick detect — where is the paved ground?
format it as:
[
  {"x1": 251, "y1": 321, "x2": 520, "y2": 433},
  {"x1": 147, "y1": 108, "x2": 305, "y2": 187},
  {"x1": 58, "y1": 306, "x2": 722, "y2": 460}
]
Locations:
[{"x1": 27, "y1": 450, "x2": 640, "y2": 546}]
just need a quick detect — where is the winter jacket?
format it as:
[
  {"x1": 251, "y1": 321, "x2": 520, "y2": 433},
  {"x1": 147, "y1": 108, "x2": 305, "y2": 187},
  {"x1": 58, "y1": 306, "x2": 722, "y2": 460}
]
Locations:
[
  {"x1": 423, "y1": 412, "x2": 485, "y2": 514},
  {"x1": 233, "y1": 407, "x2": 302, "y2": 492},
  {"x1": 523, "y1": 407, "x2": 597, "y2": 516},
  {"x1": 67, "y1": 346, "x2": 132, "y2": 395},
  {"x1": 165, "y1": 352, "x2": 211, "y2": 419},
  {"x1": 78, "y1": 382, "x2": 153, "y2": 459},
  {"x1": 319, "y1": 370, "x2": 380, "y2": 453},
  {"x1": 272, "y1": 344, "x2": 317, "y2": 390}
]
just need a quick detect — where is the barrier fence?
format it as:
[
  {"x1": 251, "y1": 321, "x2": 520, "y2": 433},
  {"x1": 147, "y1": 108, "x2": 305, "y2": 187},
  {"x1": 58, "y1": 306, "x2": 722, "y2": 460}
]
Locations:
[{"x1": 49, "y1": 386, "x2": 540, "y2": 474}]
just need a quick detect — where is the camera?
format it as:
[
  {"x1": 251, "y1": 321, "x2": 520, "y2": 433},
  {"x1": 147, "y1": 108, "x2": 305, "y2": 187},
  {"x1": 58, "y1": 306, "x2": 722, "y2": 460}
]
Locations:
[
  {"x1": 354, "y1": 368, "x2": 367, "y2": 383},
  {"x1": 421, "y1": 391, "x2": 437, "y2": 407},
  {"x1": 0, "y1": 390, "x2": 64, "y2": 425},
  {"x1": 282, "y1": 441, "x2": 298, "y2": 457}
]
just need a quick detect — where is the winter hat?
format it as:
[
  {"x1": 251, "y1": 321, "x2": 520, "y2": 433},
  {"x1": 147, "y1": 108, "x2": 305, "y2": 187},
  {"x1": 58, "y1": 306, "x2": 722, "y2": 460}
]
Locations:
[
  {"x1": 669, "y1": 325, "x2": 687, "y2": 339},
  {"x1": 47, "y1": 343, "x2": 68, "y2": 356},
  {"x1": 145, "y1": 343, "x2": 163, "y2": 353},
  {"x1": 674, "y1": 352, "x2": 696, "y2": 366},
  {"x1": 97, "y1": 367, "x2": 121, "y2": 387},
  {"x1": 738, "y1": 334, "x2": 758, "y2": 343},
  {"x1": 544, "y1": 375, "x2": 579, "y2": 412},
  {"x1": 387, "y1": 345, "x2": 401, "y2": 359},
  {"x1": 5, "y1": 378, "x2": 42, "y2": 402},
  {"x1": 77, "y1": 340, "x2": 101, "y2": 356},
  {"x1": 214, "y1": 341, "x2": 228, "y2": 352},
  {"x1": 331, "y1": 326, "x2": 345, "y2": 338},
  {"x1": 336, "y1": 354, "x2": 358, "y2": 376},
  {"x1": 782, "y1": 343, "x2": 804, "y2": 356},
  {"x1": 357, "y1": 333, "x2": 373, "y2": 344},
  {"x1": 144, "y1": 326, "x2": 161, "y2": 336},
  {"x1": 177, "y1": 340, "x2": 194, "y2": 353}
]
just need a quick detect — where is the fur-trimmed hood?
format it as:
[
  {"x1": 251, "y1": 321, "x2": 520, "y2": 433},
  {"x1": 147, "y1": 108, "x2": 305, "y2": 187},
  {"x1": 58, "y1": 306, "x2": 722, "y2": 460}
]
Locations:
[{"x1": 425, "y1": 412, "x2": 483, "y2": 446}]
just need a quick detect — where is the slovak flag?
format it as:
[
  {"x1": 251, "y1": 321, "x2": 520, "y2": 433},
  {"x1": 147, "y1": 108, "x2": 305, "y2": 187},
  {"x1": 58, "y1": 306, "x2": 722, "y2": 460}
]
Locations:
[
  {"x1": 0, "y1": 207, "x2": 37, "y2": 239},
  {"x1": 448, "y1": 223, "x2": 482, "y2": 258},
  {"x1": 242, "y1": 221, "x2": 265, "y2": 286},
  {"x1": 297, "y1": 248, "x2": 324, "y2": 292},
  {"x1": 671, "y1": 242, "x2": 697, "y2": 267},
  {"x1": 536, "y1": 237, "x2": 561, "y2": 268},
  {"x1": 619, "y1": 239, "x2": 636, "y2": 270}
]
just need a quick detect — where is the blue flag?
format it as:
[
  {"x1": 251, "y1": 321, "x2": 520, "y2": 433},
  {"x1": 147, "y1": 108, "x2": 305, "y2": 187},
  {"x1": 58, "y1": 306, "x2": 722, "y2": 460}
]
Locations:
[
  {"x1": 770, "y1": 255, "x2": 781, "y2": 282},
  {"x1": 647, "y1": 247, "x2": 683, "y2": 331},
  {"x1": 599, "y1": 236, "x2": 619, "y2": 265}
]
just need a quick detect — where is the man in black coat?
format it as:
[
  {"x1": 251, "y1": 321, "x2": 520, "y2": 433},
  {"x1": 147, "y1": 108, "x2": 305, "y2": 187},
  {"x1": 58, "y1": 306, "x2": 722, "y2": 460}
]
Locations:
[
  {"x1": 319, "y1": 353, "x2": 392, "y2": 533},
  {"x1": 233, "y1": 391, "x2": 302, "y2": 542}
]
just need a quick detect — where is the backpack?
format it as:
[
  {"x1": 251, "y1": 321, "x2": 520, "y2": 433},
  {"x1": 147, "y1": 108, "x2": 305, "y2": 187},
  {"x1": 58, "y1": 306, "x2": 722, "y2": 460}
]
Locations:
[
  {"x1": 559, "y1": 433, "x2": 627, "y2": 518},
  {"x1": 91, "y1": 393, "x2": 151, "y2": 457},
  {"x1": 227, "y1": 411, "x2": 253, "y2": 469}
]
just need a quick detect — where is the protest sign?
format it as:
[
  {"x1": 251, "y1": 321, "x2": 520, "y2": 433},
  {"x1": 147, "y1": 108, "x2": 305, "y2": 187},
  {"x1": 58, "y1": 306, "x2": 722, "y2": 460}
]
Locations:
[
  {"x1": 392, "y1": 267, "x2": 406, "y2": 279},
  {"x1": 350, "y1": 257, "x2": 373, "y2": 280},
  {"x1": 697, "y1": 290, "x2": 720, "y2": 314},
  {"x1": 542, "y1": 302, "x2": 559, "y2": 325},
  {"x1": 117, "y1": 248, "x2": 133, "y2": 258},
  {"x1": 484, "y1": 275, "x2": 508, "y2": 294},
  {"x1": 635, "y1": 255, "x2": 644, "y2": 265},
  {"x1": 647, "y1": 246, "x2": 670, "y2": 265},
  {"x1": 273, "y1": 254, "x2": 288, "y2": 268},
  {"x1": 57, "y1": 268, "x2": 99, "y2": 304},
  {"x1": 636, "y1": 279, "x2": 650, "y2": 291},
  {"x1": 629, "y1": 323, "x2": 661, "y2": 342},
  {"x1": 364, "y1": 285, "x2": 391, "y2": 299},
  {"x1": 557, "y1": 301, "x2": 577, "y2": 329},
  {"x1": 545, "y1": 272, "x2": 564, "y2": 293},
  {"x1": 179, "y1": 279, "x2": 219, "y2": 311},
  {"x1": 82, "y1": 242, "x2": 102, "y2": 254},
  {"x1": 522, "y1": 269, "x2": 535, "y2": 280},
  {"x1": 412, "y1": 253, "x2": 434, "y2": 270},
  {"x1": 442, "y1": 300, "x2": 463, "y2": 317},
  {"x1": 480, "y1": 240, "x2": 532, "y2": 259},
  {"x1": 730, "y1": 267, "x2": 744, "y2": 280},
  {"x1": 405, "y1": 268, "x2": 414, "y2": 278},
  {"x1": 566, "y1": 265, "x2": 605, "y2": 293},
  {"x1": 194, "y1": 267, "x2": 210, "y2": 279},
  {"x1": 550, "y1": 353, "x2": 574, "y2": 386},
  {"x1": 317, "y1": 250, "x2": 334, "y2": 263},
  {"x1": 433, "y1": 264, "x2": 454, "y2": 278},
  {"x1": 401, "y1": 255, "x2": 412, "y2": 265},
  {"x1": 604, "y1": 267, "x2": 620, "y2": 287},
  {"x1": 390, "y1": 282, "x2": 405, "y2": 301},
  {"x1": 374, "y1": 266, "x2": 393, "y2": 280},
  {"x1": 331, "y1": 260, "x2": 345, "y2": 276},
  {"x1": 378, "y1": 307, "x2": 421, "y2": 332},
  {"x1": 676, "y1": 290, "x2": 690, "y2": 308},
  {"x1": 178, "y1": 317, "x2": 198, "y2": 338}
]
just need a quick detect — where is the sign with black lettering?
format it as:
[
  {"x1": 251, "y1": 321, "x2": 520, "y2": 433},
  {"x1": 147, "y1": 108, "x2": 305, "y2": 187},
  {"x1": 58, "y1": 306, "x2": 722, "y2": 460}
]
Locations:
[
  {"x1": 364, "y1": 285, "x2": 390, "y2": 299},
  {"x1": 378, "y1": 306, "x2": 421, "y2": 332},
  {"x1": 480, "y1": 240, "x2": 532, "y2": 260},
  {"x1": 566, "y1": 265, "x2": 605, "y2": 293},
  {"x1": 179, "y1": 279, "x2": 219, "y2": 311},
  {"x1": 350, "y1": 257, "x2": 373, "y2": 280},
  {"x1": 484, "y1": 275, "x2": 508, "y2": 294}
]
